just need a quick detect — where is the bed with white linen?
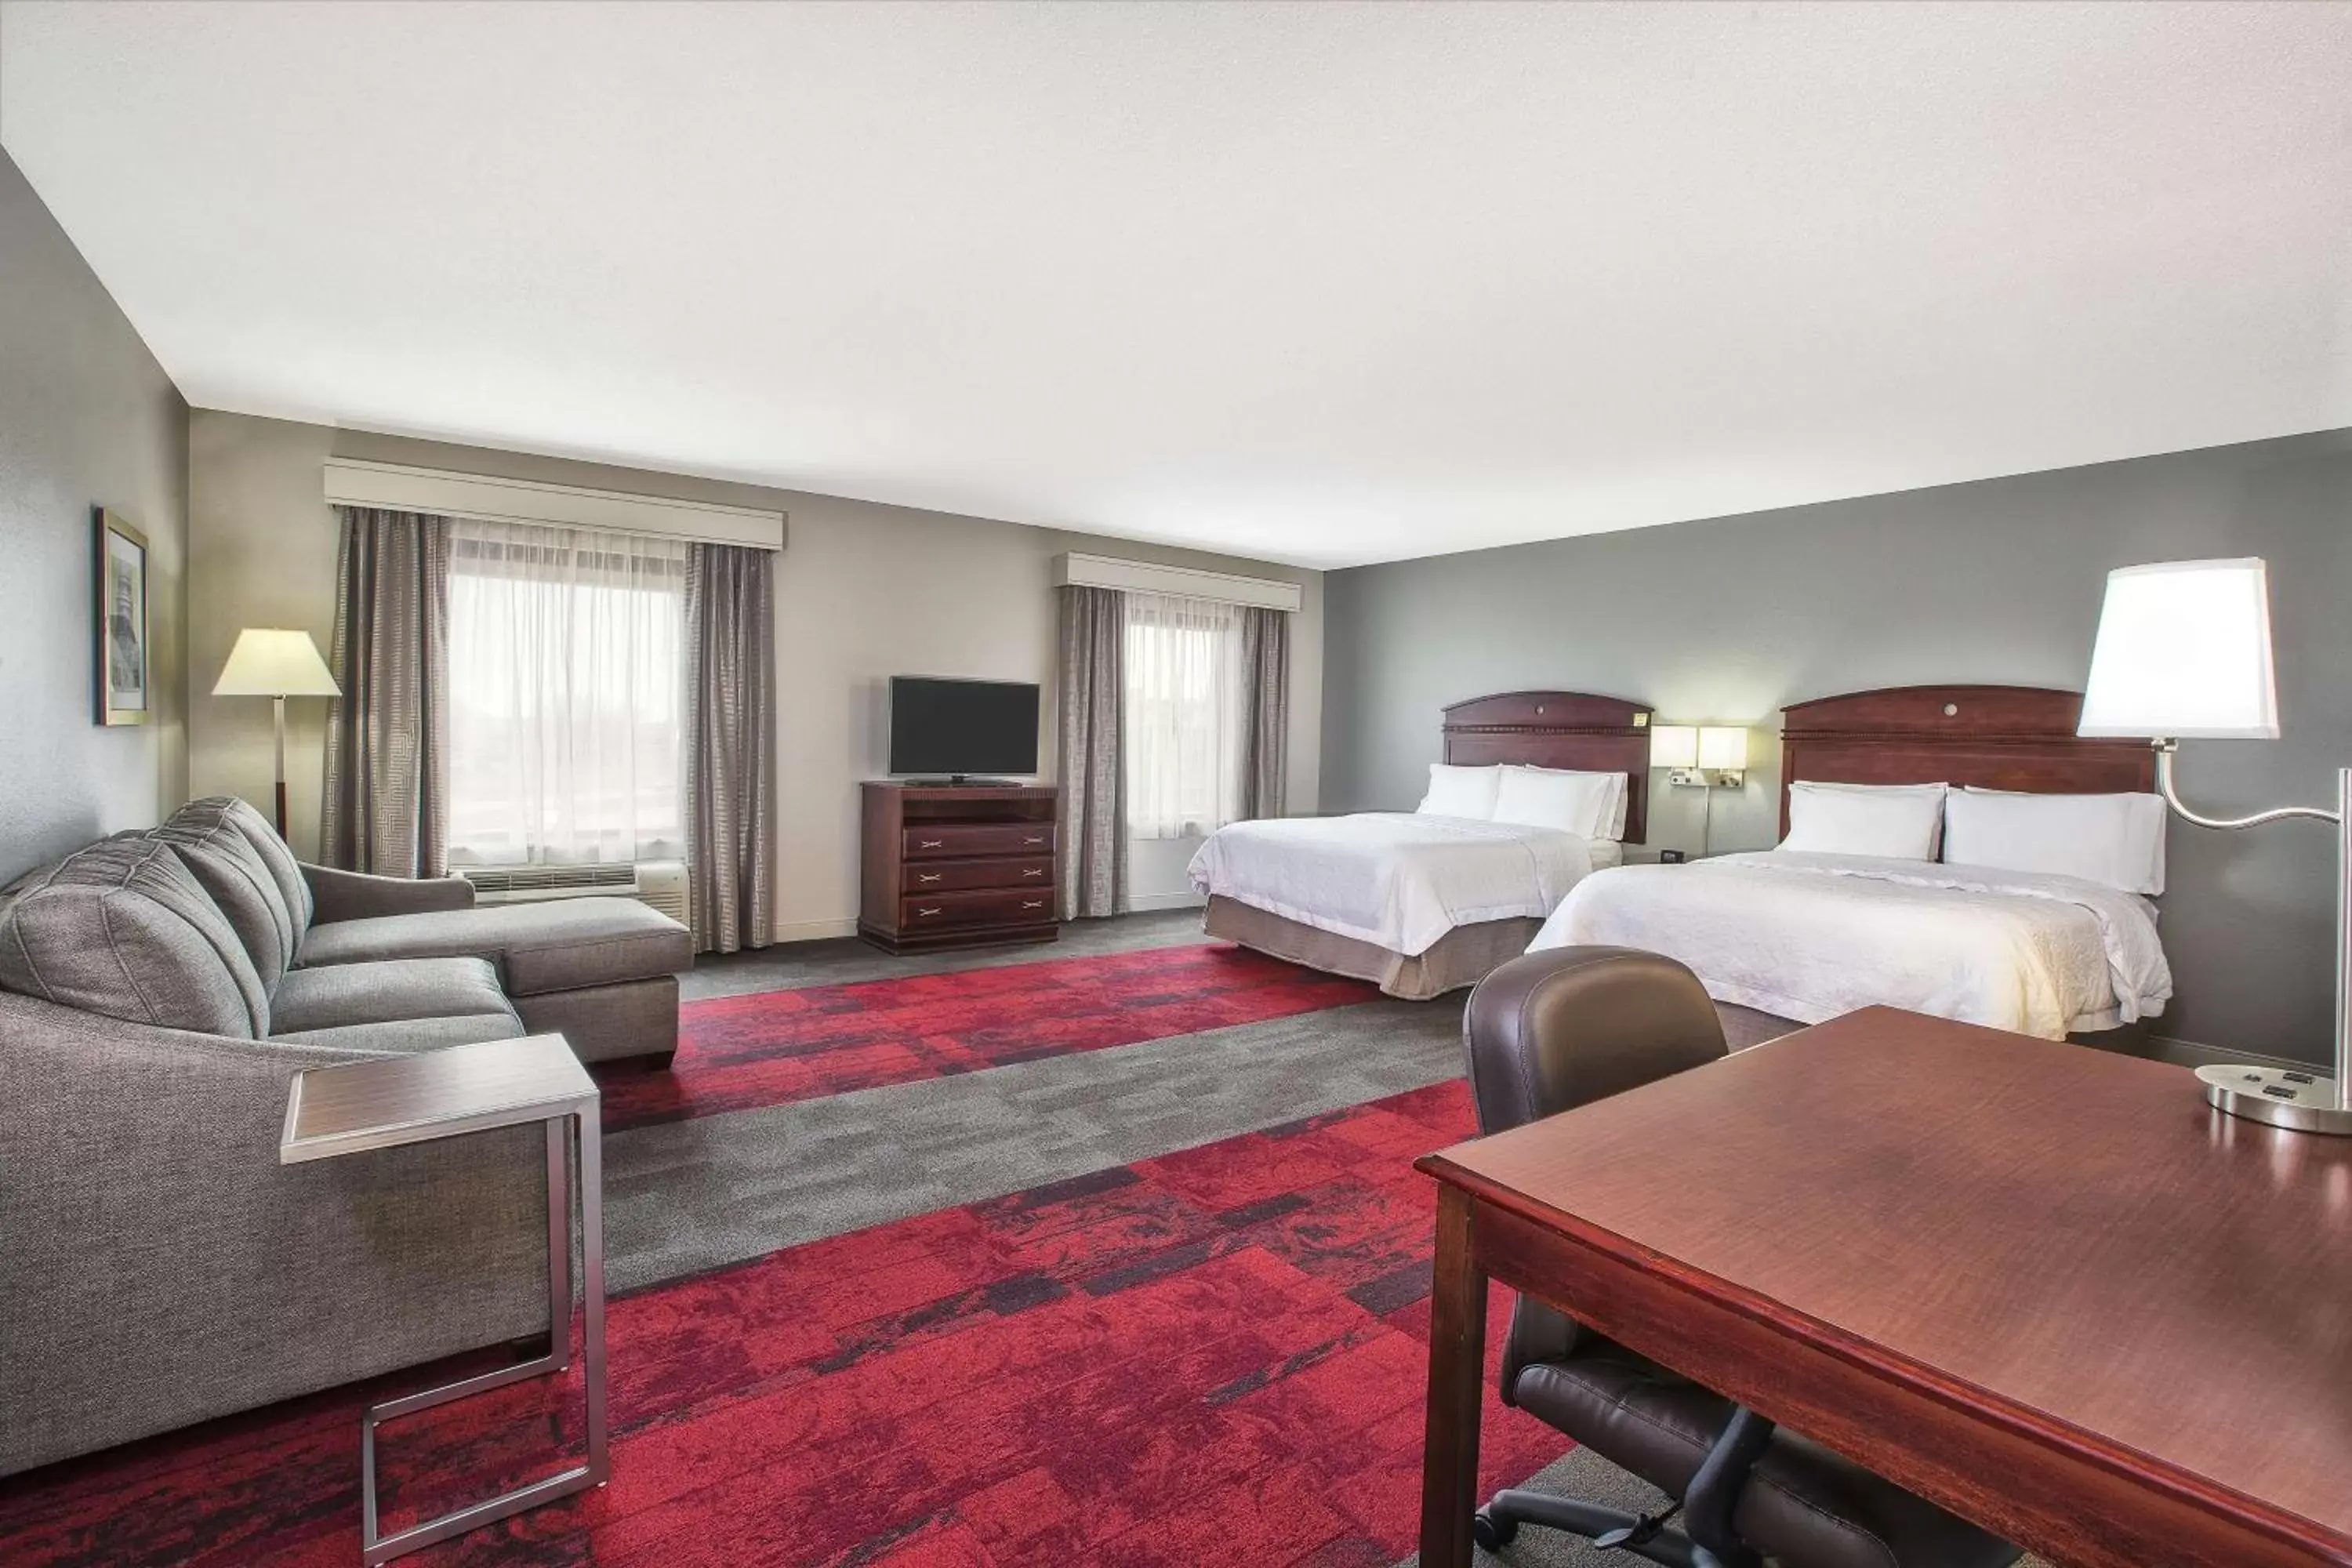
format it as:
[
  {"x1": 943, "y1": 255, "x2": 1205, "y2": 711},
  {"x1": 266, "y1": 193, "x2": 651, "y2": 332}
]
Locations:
[
  {"x1": 1534, "y1": 684, "x2": 2172, "y2": 1044},
  {"x1": 1192, "y1": 691, "x2": 1653, "y2": 999}
]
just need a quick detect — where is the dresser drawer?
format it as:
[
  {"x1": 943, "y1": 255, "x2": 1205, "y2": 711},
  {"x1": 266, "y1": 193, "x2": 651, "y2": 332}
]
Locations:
[
  {"x1": 900, "y1": 887, "x2": 1057, "y2": 931},
  {"x1": 903, "y1": 856, "x2": 1054, "y2": 894},
  {"x1": 902, "y1": 823, "x2": 1056, "y2": 859}
]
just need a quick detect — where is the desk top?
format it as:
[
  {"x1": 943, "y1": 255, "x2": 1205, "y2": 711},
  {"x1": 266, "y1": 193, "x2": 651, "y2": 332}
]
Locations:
[
  {"x1": 1419, "y1": 1007, "x2": 2352, "y2": 1553},
  {"x1": 281, "y1": 1033, "x2": 596, "y2": 1164}
]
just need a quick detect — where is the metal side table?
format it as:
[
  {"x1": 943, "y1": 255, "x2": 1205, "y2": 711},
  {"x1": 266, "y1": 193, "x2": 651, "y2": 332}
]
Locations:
[{"x1": 280, "y1": 1033, "x2": 607, "y2": 1566}]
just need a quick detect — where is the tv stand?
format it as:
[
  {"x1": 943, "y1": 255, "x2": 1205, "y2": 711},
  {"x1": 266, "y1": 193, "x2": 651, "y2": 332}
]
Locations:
[{"x1": 859, "y1": 781, "x2": 1061, "y2": 954}]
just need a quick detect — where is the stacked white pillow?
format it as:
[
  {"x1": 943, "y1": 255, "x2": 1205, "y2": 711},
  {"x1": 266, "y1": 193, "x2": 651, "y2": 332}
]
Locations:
[
  {"x1": 1778, "y1": 782, "x2": 1947, "y2": 860},
  {"x1": 1492, "y1": 764, "x2": 1627, "y2": 840},
  {"x1": 1417, "y1": 763, "x2": 1504, "y2": 820},
  {"x1": 1942, "y1": 788, "x2": 2167, "y2": 895},
  {"x1": 1416, "y1": 762, "x2": 1628, "y2": 840}
]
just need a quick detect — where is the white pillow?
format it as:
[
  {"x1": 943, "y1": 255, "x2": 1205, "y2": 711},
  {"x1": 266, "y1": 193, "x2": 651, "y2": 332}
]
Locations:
[
  {"x1": 1417, "y1": 764, "x2": 1502, "y2": 820},
  {"x1": 1779, "y1": 781, "x2": 1947, "y2": 860},
  {"x1": 1492, "y1": 764, "x2": 1624, "y2": 839},
  {"x1": 1944, "y1": 788, "x2": 2168, "y2": 895}
]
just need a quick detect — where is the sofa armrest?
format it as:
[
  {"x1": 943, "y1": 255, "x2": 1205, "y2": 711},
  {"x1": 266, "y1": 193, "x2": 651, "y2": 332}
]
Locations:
[
  {"x1": 301, "y1": 862, "x2": 477, "y2": 924},
  {"x1": 0, "y1": 995, "x2": 546, "y2": 1476}
]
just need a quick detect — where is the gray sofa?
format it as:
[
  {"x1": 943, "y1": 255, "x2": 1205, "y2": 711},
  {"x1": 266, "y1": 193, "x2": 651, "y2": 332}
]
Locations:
[{"x1": 0, "y1": 796, "x2": 691, "y2": 1477}]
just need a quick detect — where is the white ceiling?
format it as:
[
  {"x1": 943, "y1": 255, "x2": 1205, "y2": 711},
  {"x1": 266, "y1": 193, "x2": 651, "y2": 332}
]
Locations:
[{"x1": 5, "y1": 2, "x2": 2350, "y2": 570}]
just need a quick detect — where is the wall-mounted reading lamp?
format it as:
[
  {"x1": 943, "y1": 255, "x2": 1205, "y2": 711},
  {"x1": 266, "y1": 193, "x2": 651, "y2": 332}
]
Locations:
[
  {"x1": 2078, "y1": 557, "x2": 2348, "y2": 1134},
  {"x1": 1653, "y1": 724, "x2": 1750, "y2": 856}
]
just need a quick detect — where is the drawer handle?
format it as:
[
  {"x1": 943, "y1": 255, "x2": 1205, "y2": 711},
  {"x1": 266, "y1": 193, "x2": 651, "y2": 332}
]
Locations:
[
  {"x1": 918, "y1": 839, "x2": 944, "y2": 849},
  {"x1": 1022, "y1": 867, "x2": 1043, "y2": 878},
  {"x1": 1022, "y1": 899, "x2": 1045, "y2": 911},
  {"x1": 1023, "y1": 836, "x2": 1045, "y2": 846},
  {"x1": 916, "y1": 906, "x2": 940, "y2": 918},
  {"x1": 918, "y1": 873, "x2": 943, "y2": 884}
]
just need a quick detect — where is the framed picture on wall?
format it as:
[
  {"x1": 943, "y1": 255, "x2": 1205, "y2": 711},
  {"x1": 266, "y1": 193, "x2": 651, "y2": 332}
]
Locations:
[{"x1": 96, "y1": 507, "x2": 149, "y2": 727}]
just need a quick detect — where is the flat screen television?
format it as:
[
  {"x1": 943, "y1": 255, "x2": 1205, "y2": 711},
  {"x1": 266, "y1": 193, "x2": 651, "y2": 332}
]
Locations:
[{"x1": 888, "y1": 677, "x2": 1041, "y2": 779}]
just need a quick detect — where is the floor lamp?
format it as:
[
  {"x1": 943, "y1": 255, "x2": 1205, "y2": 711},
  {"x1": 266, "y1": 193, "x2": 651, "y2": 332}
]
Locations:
[
  {"x1": 212, "y1": 629, "x2": 342, "y2": 839},
  {"x1": 2077, "y1": 557, "x2": 2350, "y2": 1135}
]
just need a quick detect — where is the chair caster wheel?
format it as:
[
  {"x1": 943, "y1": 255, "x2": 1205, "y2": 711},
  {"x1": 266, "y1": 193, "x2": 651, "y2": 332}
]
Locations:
[{"x1": 1472, "y1": 1508, "x2": 1517, "y2": 1549}]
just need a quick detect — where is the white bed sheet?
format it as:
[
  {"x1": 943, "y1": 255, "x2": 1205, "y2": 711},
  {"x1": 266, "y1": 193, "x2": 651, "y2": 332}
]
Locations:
[
  {"x1": 1529, "y1": 851, "x2": 2172, "y2": 1039},
  {"x1": 1188, "y1": 813, "x2": 1598, "y2": 957}
]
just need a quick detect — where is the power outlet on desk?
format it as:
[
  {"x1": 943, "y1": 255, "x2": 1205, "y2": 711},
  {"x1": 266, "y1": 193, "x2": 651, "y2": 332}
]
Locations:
[{"x1": 1658, "y1": 849, "x2": 1687, "y2": 864}]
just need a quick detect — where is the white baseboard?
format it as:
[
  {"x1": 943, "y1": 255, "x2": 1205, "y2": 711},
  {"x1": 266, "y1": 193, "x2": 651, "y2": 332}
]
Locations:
[
  {"x1": 770, "y1": 916, "x2": 860, "y2": 944},
  {"x1": 1126, "y1": 890, "x2": 1207, "y2": 913}
]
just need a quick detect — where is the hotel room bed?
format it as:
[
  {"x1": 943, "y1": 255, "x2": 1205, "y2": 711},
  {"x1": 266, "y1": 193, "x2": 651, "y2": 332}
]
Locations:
[
  {"x1": 1533, "y1": 850, "x2": 2172, "y2": 1040},
  {"x1": 1190, "y1": 691, "x2": 1653, "y2": 1000},
  {"x1": 1543, "y1": 684, "x2": 2172, "y2": 1044}
]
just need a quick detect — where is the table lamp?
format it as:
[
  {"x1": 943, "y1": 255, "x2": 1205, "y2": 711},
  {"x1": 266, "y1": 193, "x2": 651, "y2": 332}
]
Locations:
[
  {"x1": 2077, "y1": 557, "x2": 2349, "y2": 1134},
  {"x1": 212, "y1": 629, "x2": 342, "y2": 838}
]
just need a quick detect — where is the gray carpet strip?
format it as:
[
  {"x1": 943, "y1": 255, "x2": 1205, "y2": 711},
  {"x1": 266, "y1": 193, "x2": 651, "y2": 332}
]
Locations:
[{"x1": 603, "y1": 990, "x2": 1467, "y2": 1294}]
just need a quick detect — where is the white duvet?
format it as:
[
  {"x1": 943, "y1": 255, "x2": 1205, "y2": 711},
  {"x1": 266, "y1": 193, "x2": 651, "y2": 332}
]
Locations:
[
  {"x1": 1530, "y1": 851, "x2": 2172, "y2": 1039},
  {"x1": 1189, "y1": 814, "x2": 1598, "y2": 956}
]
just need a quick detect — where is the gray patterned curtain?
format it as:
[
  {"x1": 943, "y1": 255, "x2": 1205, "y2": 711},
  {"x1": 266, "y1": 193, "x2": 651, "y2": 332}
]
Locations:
[
  {"x1": 684, "y1": 543, "x2": 778, "y2": 953},
  {"x1": 1057, "y1": 585, "x2": 1127, "y2": 919},
  {"x1": 321, "y1": 506, "x2": 450, "y2": 876},
  {"x1": 1239, "y1": 606, "x2": 1289, "y2": 820}
]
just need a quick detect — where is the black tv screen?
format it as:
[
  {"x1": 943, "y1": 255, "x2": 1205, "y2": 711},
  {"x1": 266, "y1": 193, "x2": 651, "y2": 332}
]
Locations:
[{"x1": 889, "y1": 677, "x2": 1041, "y2": 777}]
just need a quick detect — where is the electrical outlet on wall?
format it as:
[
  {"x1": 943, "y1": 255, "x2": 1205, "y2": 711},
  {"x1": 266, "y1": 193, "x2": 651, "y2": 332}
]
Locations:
[{"x1": 1659, "y1": 848, "x2": 1687, "y2": 864}]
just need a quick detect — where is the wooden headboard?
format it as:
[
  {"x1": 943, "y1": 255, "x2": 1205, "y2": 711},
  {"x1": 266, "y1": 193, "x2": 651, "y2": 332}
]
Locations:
[
  {"x1": 1778, "y1": 684, "x2": 2155, "y2": 834},
  {"x1": 1441, "y1": 691, "x2": 1654, "y2": 844}
]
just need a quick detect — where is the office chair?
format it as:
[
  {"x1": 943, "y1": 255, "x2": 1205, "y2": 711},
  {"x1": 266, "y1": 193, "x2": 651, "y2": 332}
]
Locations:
[{"x1": 1460, "y1": 947, "x2": 2023, "y2": 1568}]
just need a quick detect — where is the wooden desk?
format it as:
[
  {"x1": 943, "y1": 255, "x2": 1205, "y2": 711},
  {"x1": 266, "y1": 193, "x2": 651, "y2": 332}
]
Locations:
[{"x1": 1416, "y1": 1007, "x2": 2352, "y2": 1568}]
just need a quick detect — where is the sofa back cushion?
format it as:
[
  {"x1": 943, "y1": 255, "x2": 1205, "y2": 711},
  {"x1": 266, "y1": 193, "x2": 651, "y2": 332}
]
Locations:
[
  {"x1": 0, "y1": 838, "x2": 270, "y2": 1037},
  {"x1": 212, "y1": 797, "x2": 314, "y2": 934},
  {"x1": 151, "y1": 808, "x2": 299, "y2": 988}
]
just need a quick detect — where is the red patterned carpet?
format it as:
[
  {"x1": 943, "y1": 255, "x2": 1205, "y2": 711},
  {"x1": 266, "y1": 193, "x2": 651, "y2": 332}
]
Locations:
[
  {"x1": 0, "y1": 1080, "x2": 1562, "y2": 1568},
  {"x1": 598, "y1": 945, "x2": 1379, "y2": 1131}
]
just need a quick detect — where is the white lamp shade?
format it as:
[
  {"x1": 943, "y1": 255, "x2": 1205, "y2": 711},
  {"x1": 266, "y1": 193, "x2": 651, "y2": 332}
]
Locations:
[
  {"x1": 1650, "y1": 724, "x2": 1700, "y2": 769},
  {"x1": 1697, "y1": 726, "x2": 1750, "y2": 770},
  {"x1": 212, "y1": 629, "x2": 342, "y2": 698},
  {"x1": 2077, "y1": 559, "x2": 2278, "y2": 739}
]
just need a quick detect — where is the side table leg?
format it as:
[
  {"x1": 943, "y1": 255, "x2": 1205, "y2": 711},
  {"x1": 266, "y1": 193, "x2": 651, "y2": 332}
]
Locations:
[{"x1": 579, "y1": 1106, "x2": 609, "y2": 1486}]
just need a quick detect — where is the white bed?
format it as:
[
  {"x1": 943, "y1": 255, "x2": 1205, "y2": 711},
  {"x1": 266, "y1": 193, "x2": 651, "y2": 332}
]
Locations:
[
  {"x1": 1190, "y1": 811, "x2": 1613, "y2": 956},
  {"x1": 1526, "y1": 684, "x2": 2173, "y2": 1041},
  {"x1": 1531, "y1": 851, "x2": 2171, "y2": 1040},
  {"x1": 1189, "y1": 690, "x2": 1656, "y2": 998}
]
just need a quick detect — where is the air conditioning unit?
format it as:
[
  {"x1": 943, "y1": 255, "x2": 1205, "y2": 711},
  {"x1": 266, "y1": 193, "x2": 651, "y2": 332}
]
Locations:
[{"x1": 461, "y1": 859, "x2": 691, "y2": 924}]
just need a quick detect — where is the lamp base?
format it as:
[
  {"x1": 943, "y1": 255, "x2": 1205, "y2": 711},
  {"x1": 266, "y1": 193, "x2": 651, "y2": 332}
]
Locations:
[{"x1": 2196, "y1": 1063, "x2": 2352, "y2": 1135}]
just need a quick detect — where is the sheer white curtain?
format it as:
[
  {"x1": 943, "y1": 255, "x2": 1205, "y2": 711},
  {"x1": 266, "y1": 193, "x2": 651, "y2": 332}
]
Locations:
[
  {"x1": 1123, "y1": 591, "x2": 1244, "y2": 840},
  {"x1": 446, "y1": 518, "x2": 688, "y2": 866}
]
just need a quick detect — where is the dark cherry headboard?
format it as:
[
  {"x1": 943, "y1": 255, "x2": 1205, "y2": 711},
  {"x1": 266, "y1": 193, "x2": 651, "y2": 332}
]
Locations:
[
  {"x1": 1777, "y1": 684, "x2": 2155, "y2": 835},
  {"x1": 1441, "y1": 691, "x2": 1654, "y2": 844}
]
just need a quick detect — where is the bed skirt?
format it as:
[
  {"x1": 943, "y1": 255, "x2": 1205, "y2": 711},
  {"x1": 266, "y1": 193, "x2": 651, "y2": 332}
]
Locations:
[{"x1": 1201, "y1": 896, "x2": 1543, "y2": 1001}]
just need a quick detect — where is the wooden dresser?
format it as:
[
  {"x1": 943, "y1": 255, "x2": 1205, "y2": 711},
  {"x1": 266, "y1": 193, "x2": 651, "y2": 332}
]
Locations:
[{"x1": 858, "y1": 782, "x2": 1062, "y2": 953}]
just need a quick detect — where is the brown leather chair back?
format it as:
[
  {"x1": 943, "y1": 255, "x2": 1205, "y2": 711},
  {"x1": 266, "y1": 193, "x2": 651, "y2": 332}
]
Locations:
[
  {"x1": 1463, "y1": 946, "x2": 1728, "y2": 1137},
  {"x1": 1464, "y1": 946, "x2": 1732, "y2": 1396}
]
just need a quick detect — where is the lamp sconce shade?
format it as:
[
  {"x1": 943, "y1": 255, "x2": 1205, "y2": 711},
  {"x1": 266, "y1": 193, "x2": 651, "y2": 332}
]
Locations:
[
  {"x1": 1650, "y1": 724, "x2": 1700, "y2": 770},
  {"x1": 212, "y1": 629, "x2": 342, "y2": 698},
  {"x1": 2078, "y1": 559, "x2": 2278, "y2": 739},
  {"x1": 1697, "y1": 726, "x2": 1750, "y2": 771}
]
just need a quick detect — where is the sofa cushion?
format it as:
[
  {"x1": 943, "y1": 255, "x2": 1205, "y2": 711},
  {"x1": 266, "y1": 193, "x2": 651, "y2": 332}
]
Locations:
[
  {"x1": 165, "y1": 796, "x2": 313, "y2": 935},
  {"x1": 0, "y1": 838, "x2": 270, "y2": 1037},
  {"x1": 295, "y1": 898, "x2": 691, "y2": 996},
  {"x1": 150, "y1": 815, "x2": 299, "y2": 989},
  {"x1": 269, "y1": 956, "x2": 519, "y2": 1036},
  {"x1": 267, "y1": 1011, "x2": 529, "y2": 1054}
]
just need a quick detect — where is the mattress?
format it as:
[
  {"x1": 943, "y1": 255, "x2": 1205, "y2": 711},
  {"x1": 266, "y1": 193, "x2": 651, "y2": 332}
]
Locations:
[
  {"x1": 1188, "y1": 812, "x2": 1600, "y2": 958},
  {"x1": 1530, "y1": 851, "x2": 2172, "y2": 1040}
]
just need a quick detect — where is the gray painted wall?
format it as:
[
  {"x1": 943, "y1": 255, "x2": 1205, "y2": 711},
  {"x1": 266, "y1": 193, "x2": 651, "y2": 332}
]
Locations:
[
  {"x1": 1322, "y1": 430, "x2": 2352, "y2": 1064},
  {"x1": 0, "y1": 146, "x2": 190, "y2": 880}
]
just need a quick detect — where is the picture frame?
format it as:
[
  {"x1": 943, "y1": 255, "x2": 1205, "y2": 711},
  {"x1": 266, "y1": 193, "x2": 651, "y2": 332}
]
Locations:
[{"x1": 96, "y1": 507, "x2": 150, "y2": 727}]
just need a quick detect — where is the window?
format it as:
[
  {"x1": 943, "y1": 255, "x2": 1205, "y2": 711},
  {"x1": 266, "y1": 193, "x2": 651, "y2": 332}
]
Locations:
[
  {"x1": 1124, "y1": 591, "x2": 1243, "y2": 839},
  {"x1": 446, "y1": 518, "x2": 688, "y2": 866}
]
